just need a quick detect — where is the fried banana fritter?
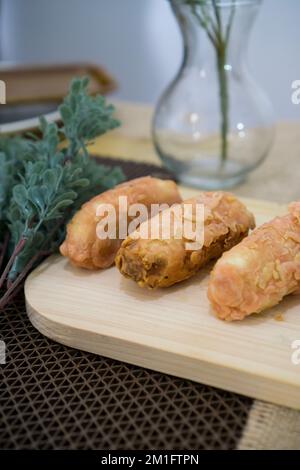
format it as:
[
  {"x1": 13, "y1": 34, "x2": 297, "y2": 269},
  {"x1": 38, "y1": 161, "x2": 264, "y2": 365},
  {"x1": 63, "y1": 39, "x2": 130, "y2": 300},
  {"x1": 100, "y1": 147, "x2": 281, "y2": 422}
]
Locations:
[
  {"x1": 60, "y1": 176, "x2": 181, "y2": 269},
  {"x1": 116, "y1": 192, "x2": 255, "y2": 288},
  {"x1": 208, "y1": 202, "x2": 300, "y2": 321}
]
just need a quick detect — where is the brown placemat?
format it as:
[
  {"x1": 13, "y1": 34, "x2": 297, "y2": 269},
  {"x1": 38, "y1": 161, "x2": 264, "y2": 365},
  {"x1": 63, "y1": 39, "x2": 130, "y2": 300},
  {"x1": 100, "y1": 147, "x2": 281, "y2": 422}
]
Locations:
[{"x1": 0, "y1": 157, "x2": 253, "y2": 450}]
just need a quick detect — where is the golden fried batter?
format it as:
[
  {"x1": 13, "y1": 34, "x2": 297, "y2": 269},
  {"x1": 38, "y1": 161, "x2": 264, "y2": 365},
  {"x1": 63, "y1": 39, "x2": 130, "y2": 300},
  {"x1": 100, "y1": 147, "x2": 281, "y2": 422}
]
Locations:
[
  {"x1": 208, "y1": 202, "x2": 300, "y2": 321},
  {"x1": 60, "y1": 176, "x2": 181, "y2": 269},
  {"x1": 116, "y1": 192, "x2": 255, "y2": 288}
]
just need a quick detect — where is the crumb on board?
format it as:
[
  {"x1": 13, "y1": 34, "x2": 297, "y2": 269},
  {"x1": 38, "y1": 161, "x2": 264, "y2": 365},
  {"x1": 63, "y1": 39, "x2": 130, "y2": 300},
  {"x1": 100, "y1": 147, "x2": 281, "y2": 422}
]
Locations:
[{"x1": 274, "y1": 312, "x2": 284, "y2": 322}]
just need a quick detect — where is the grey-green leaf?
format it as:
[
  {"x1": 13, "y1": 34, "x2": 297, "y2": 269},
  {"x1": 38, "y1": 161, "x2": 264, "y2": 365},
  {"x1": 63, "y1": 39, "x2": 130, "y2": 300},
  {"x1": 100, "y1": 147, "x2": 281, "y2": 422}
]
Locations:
[{"x1": 13, "y1": 185, "x2": 28, "y2": 208}]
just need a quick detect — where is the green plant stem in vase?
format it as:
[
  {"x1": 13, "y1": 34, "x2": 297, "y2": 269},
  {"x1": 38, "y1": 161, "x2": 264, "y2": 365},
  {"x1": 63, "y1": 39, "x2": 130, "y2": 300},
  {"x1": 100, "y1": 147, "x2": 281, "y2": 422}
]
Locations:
[{"x1": 186, "y1": 0, "x2": 236, "y2": 166}]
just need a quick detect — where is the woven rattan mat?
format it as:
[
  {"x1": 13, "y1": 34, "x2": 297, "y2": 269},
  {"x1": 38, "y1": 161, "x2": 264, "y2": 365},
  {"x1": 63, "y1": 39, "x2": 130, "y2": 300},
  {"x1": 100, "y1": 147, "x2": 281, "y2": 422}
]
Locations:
[{"x1": 0, "y1": 157, "x2": 253, "y2": 450}]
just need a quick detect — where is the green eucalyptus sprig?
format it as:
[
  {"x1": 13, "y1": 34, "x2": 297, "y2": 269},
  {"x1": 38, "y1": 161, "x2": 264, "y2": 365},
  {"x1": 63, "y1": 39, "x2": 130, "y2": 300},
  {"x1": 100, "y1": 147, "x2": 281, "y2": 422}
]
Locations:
[{"x1": 0, "y1": 77, "x2": 124, "y2": 309}]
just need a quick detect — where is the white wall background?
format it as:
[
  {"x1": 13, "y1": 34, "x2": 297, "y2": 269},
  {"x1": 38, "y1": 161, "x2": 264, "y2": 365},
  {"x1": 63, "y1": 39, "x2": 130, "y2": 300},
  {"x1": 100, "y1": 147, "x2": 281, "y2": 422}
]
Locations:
[{"x1": 1, "y1": 0, "x2": 299, "y2": 120}]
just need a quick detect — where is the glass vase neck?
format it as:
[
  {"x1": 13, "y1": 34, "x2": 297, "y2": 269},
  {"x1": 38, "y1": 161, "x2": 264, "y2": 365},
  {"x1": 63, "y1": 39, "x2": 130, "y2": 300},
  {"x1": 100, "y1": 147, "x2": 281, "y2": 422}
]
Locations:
[{"x1": 172, "y1": 0, "x2": 261, "y2": 70}]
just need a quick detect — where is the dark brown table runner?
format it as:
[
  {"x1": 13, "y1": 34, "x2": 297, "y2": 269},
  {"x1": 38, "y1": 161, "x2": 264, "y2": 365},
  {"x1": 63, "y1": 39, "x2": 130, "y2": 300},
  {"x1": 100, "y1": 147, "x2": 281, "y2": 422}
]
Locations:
[{"x1": 0, "y1": 158, "x2": 252, "y2": 450}]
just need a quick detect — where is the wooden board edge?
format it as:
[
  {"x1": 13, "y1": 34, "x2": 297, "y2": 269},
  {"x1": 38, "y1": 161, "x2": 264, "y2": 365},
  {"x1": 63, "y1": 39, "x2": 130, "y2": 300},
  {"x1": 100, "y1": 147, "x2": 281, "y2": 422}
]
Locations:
[{"x1": 26, "y1": 296, "x2": 300, "y2": 411}]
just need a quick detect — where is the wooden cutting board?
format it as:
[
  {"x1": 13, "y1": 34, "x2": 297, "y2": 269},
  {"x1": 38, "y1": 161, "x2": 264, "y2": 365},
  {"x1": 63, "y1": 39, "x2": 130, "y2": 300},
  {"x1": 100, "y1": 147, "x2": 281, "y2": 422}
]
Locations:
[{"x1": 25, "y1": 196, "x2": 300, "y2": 409}]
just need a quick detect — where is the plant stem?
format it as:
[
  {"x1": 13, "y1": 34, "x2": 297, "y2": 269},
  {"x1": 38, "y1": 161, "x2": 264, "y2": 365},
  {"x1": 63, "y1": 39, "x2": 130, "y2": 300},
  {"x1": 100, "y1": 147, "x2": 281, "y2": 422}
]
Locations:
[
  {"x1": 0, "y1": 217, "x2": 67, "y2": 311},
  {"x1": 0, "y1": 250, "x2": 41, "y2": 310},
  {"x1": 0, "y1": 232, "x2": 10, "y2": 274},
  {"x1": 0, "y1": 237, "x2": 27, "y2": 290},
  {"x1": 216, "y1": 44, "x2": 229, "y2": 166},
  {"x1": 225, "y1": 1, "x2": 236, "y2": 46},
  {"x1": 189, "y1": 0, "x2": 236, "y2": 166},
  {"x1": 0, "y1": 282, "x2": 24, "y2": 309}
]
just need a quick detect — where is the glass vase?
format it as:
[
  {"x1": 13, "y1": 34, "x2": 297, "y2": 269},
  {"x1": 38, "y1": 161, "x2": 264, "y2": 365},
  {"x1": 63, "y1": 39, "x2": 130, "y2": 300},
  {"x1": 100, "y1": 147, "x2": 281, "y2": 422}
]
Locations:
[{"x1": 152, "y1": 0, "x2": 274, "y2": 189}]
